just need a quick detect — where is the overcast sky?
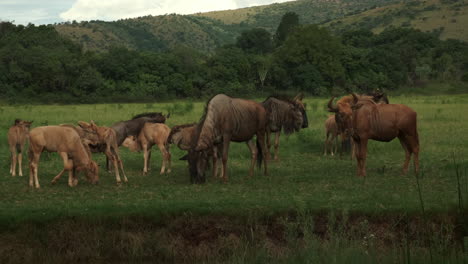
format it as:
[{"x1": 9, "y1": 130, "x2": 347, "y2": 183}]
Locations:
[{"x1": 0, "y1": 0, "x2": 296, "y2": 25}]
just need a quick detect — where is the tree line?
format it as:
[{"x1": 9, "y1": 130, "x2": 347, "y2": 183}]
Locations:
[{"x1": 1, "y1": 13, "x2": 467, "y2": 103}]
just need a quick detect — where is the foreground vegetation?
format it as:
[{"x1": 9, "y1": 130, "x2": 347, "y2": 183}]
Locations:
[{"x1": 0, "y1": 94, "x2": 467, "y2": 261}]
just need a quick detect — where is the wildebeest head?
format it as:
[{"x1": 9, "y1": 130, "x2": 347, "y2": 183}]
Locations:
[
  {"x1": 186, "y1": 148, "x2": 209, "y2": 184},
  {"x1": 122, "y1": 136, "x2": 141, "y2": 152},
  {"x1": 293, "y1": 93, "x2": 309, "y2": 129},
  {"x1": 77, "y1": 160, "x2": 99, "y2": 184},
  {"x1": 328, "y1": 96, "x2": 353, "y2": 136}
]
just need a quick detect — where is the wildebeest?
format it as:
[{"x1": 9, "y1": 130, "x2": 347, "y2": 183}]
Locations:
[
  {"x1": 331, "y1": 93, "x2": 419, "y2": 177},
  {"x1": 90, "y1": 112, "x2": 168, "y2": 171},
  {"x1": 328, "y1": 93, "x2": 388, "y2": 158},
  {"x1": 167, "y1": 123, "x2": 221, "y2": 179},
  {"x1": 187, "y1": 94, "x2": 268, "y2": 183},
  {"x1": 323, "y1": 115, "x2": 339, "y2": 156},
  {"x1": 8, "y1": 119, "x2": 33, "y2": 176},
  {"x1": 262, "y1": 94, "x2": 308, "y2": 160},
  {"x1": 122, "y1": 123, "x2": 171, "y2": 175},
  {"x1": 79, "y1": 121, "x2": 128, "y2": 184},
  {"x1": 28, "y1": 126, "x2": 99, "y2": 188}
]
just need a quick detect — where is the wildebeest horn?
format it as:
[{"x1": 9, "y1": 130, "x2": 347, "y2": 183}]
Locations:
[
  {"x1": 351, "y1": 93, "x2": 359, "y2": 104},
  {"x1": 166, "y1": 112, "x2": 171, "y2": 119},
  {"x1": 327, "y1": 97, "x2": 338, "y2": 112},
  {"x1": 294, "y1": 93, "x2": 305, "y2": 102}
]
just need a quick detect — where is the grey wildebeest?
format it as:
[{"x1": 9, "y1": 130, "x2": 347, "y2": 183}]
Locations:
[
  {"x1": 262, "y1": 94, "x2": 308, "y2": 160},
  {"x1": 79, "y1": 121, "x2": 128, "y2": 184},
  {"x1": 187, "y1": 94, "x2": 268, "y2": 183},
  {"x1": 28, "y1": 126, "x2": 99, "y2": 188},
  {"x1": 323, "y1": 115, "x2": 339, "y2": 156},
  {"x1": 8, "y1": 119, "x2": 33, "y2": 176},
  {"x1": 122, "y1": 123, "x2": 171, "y2": 175},
  {"x1": 329, "y1": 93, "x2": 419, "y2": 177}
]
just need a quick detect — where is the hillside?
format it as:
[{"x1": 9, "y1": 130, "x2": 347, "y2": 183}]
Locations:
[
  {"x1": 196, "y1": 0, "x2": 400, "y2": 31},
  {"x1": 55, "y1": 15, "x2": 244, "y2": 53},
  {"x1": 54, "y1": 0, "x2": 399, "y2": 53},
  {"x1": 324, "y1": 0, "x2": 468, "y2": 42}
]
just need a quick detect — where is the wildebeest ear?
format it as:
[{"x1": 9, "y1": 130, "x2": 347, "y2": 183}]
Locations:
[
  {"x1": 78, "y1": 121, "x2": 91, "y2": 128},
  {"x1": 179, "y1": 154, "x2": 188, "y2": 160}
]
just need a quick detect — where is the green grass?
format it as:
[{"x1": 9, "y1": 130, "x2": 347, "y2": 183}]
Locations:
[
  {"x1": 0, "y1": 95, "x2": 467, "y2": 220},
  {"x1": 0, "y1": 94, "x2": 467, "y2": 261}
]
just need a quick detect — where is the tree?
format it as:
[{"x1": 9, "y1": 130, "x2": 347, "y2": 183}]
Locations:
[
  {"x1": 274, "y1": 12, "x2": 299, "y2": 47},
  {"x1": 236, "y1": 28, "x2": 273, "y2": 54}
]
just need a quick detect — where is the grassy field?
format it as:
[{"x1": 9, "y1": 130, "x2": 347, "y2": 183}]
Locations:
[{"x1": 0, "y1": 94, "x2": 467, "y2": 262}]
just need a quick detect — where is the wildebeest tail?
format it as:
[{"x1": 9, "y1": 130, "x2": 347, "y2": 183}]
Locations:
[{"x1": 256, "y1": 138, "x2": 263, "y2": 169}]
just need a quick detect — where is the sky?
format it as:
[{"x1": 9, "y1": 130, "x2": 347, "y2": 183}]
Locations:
[{"x1": 0, "y1": 0, "x2": 296, "y2": 25}]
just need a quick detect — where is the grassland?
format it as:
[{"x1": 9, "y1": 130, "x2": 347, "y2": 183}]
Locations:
[
  {"x1": 325, "y1": 0, "x2": 468, "y2": 42},
  {"x1": 0, "y1": 94, "x2": 467, "y2": 262}
]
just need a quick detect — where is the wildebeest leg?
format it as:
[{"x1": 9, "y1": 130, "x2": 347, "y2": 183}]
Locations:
[
  {"x1": 355, "y1": 138, "x2": 368, "y2": 177},
  {"x1": 221, "y1": 135, "x2": 231, "y2": 182},
  {"x1": 157, "y1": 143, "x2": 171, "y2": 174},
  {"x1": 142, "y1": 144, "x2": 150, "y2": 176},
  {"x1": 266, "y1": 130, "x2": 272, "y2": 160},
  {"x1": 105, "y1": 145, "x2": 121, "y2": 183},
  {"x1": 10, "y1": 150, "x2": 17, "y2": 176},
  {"x1": 273, "y1": 131, "x2": 281, "y2": 161},
  {"x1": 112, "y1": 146, "x2": 127, "y2": 183},
  {"x1": 212, "y1": 145, "x2": 220, "y2": 178},
  {"x1": 398, "y1": 136, "x2": 411, "y2": 175},
  {"x1": 246, "y1": 140, "x2": 257, "y2": 177},
  {"x1": 323, "y1": 132, "x2": 330, "y2": 156},
  {"x1": 147, "y1": 151, "x2": 152, "y2": 171},
  {"x1": 257, "y1": 130, "x2": 268, "y2": 176},
  {"x1": 29, "y1": 148, "x2": 41, "y2": 188},
  {"x1": 18, "y1": 150, "x2": 23, "y2": 176},
  {"x1": 157, "y1": 143, "x2": 170, "y2": 175}
]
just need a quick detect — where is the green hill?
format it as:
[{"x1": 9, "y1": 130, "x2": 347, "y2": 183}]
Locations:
[
  {"x1": 324, "y1": 0, "x2": 468, "y2": 42},
  {"x1": 54, "y1": 0, "x2": 399, "y2": 53}
]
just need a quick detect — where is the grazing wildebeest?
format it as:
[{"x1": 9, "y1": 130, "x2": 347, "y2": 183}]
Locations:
[
  {"x1": 323, "y1": 115, "x2": 339, "y2": 156},
  {"x1": 330, "y1": 93, "x2": 419, "y2": 177},
  {"x1": 262, "y1": 94, "x2": 308, "y2": 160},
  {"x1": 122, "y1": 123, "x2": 172, "y2": 175},
  {"x1": 187, "y1": 94, "x2": 268, "y2": 183},
  {"x1": 167, "y1": 123, "x2": 222, "y2": 179},
  {"x1": 79, "y1": 121, "x2": 128, "y2": 184},
  {"x1": 8, "y1": 119, "x2": 33, "y2": 176},
  {"x1": 28, "y1": 126, "x2": 99, "y2": 188}
]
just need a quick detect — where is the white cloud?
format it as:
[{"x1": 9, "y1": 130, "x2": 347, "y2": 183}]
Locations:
[
  {"x1": 60, "y1": 0, "x2": 296, "y2": 22},
  {"x1": 1, "y1": 8, "x2": 53, "y2": 25}
]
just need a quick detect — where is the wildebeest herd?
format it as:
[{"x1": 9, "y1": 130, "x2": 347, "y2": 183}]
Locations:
[{"x1": 7, "y1": 92, "x2": 419, "y2": 188}]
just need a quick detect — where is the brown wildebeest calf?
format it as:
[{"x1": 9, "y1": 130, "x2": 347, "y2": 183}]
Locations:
[
  {"x1": 122, "y1": 123, "x2": 171, "y2": 175},
  {"x1": 79, "y1": 121, "x2": 128, "y2": 184},
  {"x1": 167, "y1": 123, "x2": 221, "y2": 179},
  {"x1": 331, "y1": 93, "x2": 419, "y2": 177},
  {"x1": 28, "y1": 126, "x2": 99, "y2": 188},
  {"x1": 8, "y1": 119, "x2": 33, "y2": 176},
  {"x1": 323, "y1": 115, "x2": 339, "y2": 156}
]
